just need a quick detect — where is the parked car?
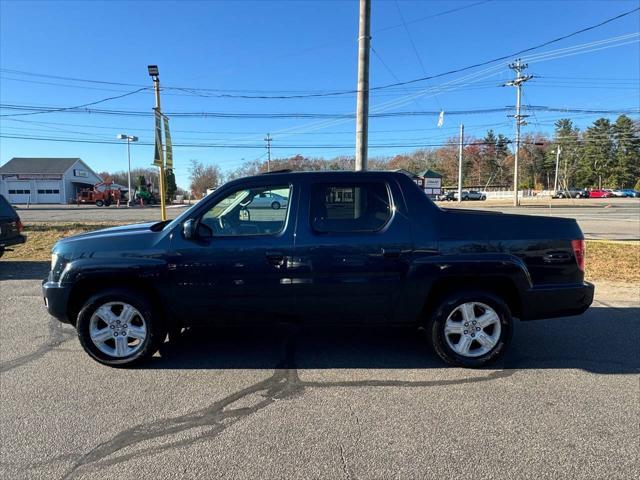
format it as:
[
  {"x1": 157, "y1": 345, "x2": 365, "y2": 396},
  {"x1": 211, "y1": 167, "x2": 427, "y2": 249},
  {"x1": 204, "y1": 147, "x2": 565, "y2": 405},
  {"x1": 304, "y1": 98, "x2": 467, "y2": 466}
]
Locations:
[
  {"x1": 0, "y1": 194, "x2": 26, "y2": 258},
  {"x1": 43, "y1": 171, "x2": 593, "y2": 368},
  {"x1": 456, "y1": 190, "x2": 487, "y2": 201},
  {"x1": 610, "y1": 189, "x2": 636, "y2": 198},
  {"x1": 247, "y1": 191, "x2": 288, "y2": 209},
  {"x1": 588, "y1": 189, "x2": 613, "y2": 198},
  {"x1": 437, "y1": 191, "x2": 456, "y2": 201},
  {"x1": 554, "y1": 188, "x2": 589, "y2": 199}
]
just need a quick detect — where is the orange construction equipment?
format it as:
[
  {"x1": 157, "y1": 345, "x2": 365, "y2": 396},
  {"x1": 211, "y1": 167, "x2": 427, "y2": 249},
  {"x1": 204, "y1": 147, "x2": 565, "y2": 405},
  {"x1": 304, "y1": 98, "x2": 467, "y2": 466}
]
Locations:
[{"x1": 76, "y1": 181, "x2": 125, "y2": 207}]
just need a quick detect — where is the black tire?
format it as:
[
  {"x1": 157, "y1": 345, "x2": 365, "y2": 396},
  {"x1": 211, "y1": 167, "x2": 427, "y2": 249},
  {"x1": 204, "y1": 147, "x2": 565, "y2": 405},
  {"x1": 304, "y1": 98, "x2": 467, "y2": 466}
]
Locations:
[
  {"x1": 95, "y1": 200, "x2": 104, "y2": 207},
  {"x1": 271, "y1": 201, "x2": 281, "y2": 210},
  {"x1": 0, "y1": 248, "x2": 4, "y2": 258},
  {"x1": 428, "y1": 290, "x2": 513, "y2": 368},
  {"x1": 76, "y1": 289, "x2": 166, "y2": 367}
]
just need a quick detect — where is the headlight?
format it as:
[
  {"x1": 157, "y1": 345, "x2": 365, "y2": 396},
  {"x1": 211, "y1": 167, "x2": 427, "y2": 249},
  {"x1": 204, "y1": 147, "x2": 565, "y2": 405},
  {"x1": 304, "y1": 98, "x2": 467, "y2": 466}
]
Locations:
[
  {"x1": 51, "y1": 253, "x2": 59, "y2": 271},
  {"x1": 50, "y1": 253, "x2": 68, "y2": 282}
]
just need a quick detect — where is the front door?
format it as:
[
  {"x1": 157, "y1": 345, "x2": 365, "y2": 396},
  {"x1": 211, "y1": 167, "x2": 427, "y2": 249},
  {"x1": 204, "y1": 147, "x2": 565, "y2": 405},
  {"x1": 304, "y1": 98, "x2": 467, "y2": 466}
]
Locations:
[{"x1": 168, "y1": 181, "x2": 297, "y2": 325}]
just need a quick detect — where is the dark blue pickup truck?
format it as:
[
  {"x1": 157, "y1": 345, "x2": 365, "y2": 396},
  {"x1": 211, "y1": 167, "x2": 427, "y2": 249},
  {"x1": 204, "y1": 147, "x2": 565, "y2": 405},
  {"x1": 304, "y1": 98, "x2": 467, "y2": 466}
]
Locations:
[{"x1": 43, "y1": 171, "x2": 594, "y2": 367}]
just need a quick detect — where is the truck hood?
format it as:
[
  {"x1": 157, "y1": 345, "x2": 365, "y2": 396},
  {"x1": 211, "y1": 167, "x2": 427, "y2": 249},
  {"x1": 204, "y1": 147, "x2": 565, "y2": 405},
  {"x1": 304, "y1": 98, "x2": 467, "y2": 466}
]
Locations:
[
  {"x1": 439, "y1": 208, "x2": 583, "y2": 241},
  {"x1": 52, "y1": 221, "x2": 170, "y2": 258}
]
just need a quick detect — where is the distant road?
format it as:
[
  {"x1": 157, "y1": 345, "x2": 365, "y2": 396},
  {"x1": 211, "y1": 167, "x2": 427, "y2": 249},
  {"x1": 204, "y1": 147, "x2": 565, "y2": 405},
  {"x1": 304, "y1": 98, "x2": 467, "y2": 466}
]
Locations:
[
  {"x1": 444, "y1": 198, "x2": 640, "y2": 240},
  {"x1": 13, "y1": 198, "x2": 640, "y2": 240}
]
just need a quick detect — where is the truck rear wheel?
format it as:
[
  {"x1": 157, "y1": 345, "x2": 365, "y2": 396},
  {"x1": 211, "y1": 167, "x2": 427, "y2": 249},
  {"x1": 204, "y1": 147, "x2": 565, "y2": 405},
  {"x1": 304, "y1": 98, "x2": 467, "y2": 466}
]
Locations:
[
  {"x1": 428, "y1": 290, "x2": 512, "y2": 368},
  {"x1": 76, "y1": 289, "x2": 166, "y2": 367},
  {"x1": 95, "y1": 200, "x2": 104, "y2": 207}
]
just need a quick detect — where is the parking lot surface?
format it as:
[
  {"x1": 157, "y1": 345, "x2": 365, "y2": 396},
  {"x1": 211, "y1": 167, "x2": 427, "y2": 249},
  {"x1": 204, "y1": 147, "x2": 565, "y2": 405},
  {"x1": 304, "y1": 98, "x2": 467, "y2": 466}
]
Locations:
[
  {"x1": 1, "y1": 262, "x2": 638, "y2": 479},
  {"x1": 14, "y1": 198, "x2": 640, "y2": 240}
]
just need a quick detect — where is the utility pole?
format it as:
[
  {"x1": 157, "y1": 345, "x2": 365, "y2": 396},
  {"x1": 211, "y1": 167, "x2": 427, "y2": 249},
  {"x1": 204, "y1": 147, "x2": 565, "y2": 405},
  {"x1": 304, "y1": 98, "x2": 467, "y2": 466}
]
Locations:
[
  {"x1": 264, "y1": 133, "x2": 272, "y2": 172},
  {"x1": 504, "y1": 59, "x2": 532, "y2": 206},
  {"x1": 148, "y1": 65, "x2": 167, "y2": 221},
  {"x1": 553, "y1": 146, "x2": 561, "y2": 193},
  {"x1": 457, "y1": 124, "x2": 464, "y2": 203},
  {"x1": 355, "y1": 0, "x2": 371, "y2": 171}
]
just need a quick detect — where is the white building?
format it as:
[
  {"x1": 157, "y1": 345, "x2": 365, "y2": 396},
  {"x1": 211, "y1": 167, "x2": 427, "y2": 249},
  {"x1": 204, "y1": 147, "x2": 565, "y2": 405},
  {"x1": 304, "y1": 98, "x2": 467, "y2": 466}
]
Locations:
[{"x1": 0, "y1": 158, "x2": 102, "y2": 204}]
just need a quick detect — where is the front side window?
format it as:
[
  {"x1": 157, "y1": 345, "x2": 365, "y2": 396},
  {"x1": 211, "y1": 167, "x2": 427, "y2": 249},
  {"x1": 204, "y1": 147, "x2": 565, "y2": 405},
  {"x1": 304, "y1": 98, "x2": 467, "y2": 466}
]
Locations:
[
  {"x1": 310, "y1": 182, "x2": 392, "y2": 233},
  {"x1": 200, "y1": 184, "x2": 291, "y2": 237}
]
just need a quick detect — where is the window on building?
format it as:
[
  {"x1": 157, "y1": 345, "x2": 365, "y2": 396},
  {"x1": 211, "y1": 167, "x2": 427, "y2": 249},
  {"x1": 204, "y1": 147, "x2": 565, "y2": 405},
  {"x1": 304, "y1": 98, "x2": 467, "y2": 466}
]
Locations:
[{"x1": 310, "y1": 182, "x2": 392, "y2": 233}]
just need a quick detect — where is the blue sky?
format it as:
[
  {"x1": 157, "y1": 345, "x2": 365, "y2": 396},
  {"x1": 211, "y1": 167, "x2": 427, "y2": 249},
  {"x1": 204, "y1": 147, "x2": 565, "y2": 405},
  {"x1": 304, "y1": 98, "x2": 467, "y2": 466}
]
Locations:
[{"x1": 1, "y1": 0, "x2": 639, "y2": 189}]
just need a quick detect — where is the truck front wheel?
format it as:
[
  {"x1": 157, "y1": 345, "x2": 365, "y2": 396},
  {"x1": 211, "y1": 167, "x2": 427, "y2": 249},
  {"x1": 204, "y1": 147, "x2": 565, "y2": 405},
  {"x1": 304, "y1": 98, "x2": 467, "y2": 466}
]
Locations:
[
  {"x1": 76, "y1": 289, "x2": 166, "y2": 367},
  {"x1": 428, "y1": 290, "x2": 512, "y2": 368}
]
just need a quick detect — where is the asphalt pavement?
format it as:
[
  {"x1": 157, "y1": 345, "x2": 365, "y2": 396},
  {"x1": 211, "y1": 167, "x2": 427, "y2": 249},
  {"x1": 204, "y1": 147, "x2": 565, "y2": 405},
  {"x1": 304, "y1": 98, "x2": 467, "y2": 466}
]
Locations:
[
  {"x1": 14, "y1": 198, "x2": 640, "y2": 240},
  {"x1": 0, "y1": 262, "x2": 638, "y2": 480}
]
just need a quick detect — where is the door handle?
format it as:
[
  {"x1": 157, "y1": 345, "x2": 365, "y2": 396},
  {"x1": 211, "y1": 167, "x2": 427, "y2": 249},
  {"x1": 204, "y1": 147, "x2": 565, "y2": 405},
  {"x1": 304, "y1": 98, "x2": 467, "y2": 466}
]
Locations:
[
  {"x1": 265, "y1": 251, "x2": 286, "y2": 267},
  {"x1": 382, "y1": 248, "x2": 401, "y2": 258}
]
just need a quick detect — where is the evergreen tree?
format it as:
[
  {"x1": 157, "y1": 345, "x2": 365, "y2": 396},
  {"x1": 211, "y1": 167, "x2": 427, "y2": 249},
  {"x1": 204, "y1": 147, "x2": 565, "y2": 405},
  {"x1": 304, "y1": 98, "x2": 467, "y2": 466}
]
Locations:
[
  {"x1": 580, "y1": 118, "x2": 613, "y2": 188},
  {"x1": 165, "y1": 168, "x2": 177, "y2": 200},
  {"x1": 611, "y1": 115, "x2": 640, "y2": 188}
]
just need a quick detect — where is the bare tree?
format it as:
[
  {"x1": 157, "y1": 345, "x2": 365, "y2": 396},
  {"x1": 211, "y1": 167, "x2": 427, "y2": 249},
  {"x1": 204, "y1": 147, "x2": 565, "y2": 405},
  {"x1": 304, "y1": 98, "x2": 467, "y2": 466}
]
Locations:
[{"x1": 189, "y1": 160, "x2": 222, "y2": 197}]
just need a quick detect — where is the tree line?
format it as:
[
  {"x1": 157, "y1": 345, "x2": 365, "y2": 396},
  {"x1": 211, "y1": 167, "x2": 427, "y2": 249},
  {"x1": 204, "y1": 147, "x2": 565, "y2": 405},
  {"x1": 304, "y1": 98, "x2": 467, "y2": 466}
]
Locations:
[{"x1": 106, "y1": 115, "x2": 640, "y2": 198}]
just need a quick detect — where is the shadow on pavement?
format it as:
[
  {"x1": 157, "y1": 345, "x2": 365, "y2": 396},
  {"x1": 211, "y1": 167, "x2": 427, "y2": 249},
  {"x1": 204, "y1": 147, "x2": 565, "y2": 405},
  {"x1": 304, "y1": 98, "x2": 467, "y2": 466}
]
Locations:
[
  {"x1": 151, "y1": 306, "x2": 639, "y2": 374},
  {"x1": 0, "y1": 261, "x2": 49, "y2": 280}
]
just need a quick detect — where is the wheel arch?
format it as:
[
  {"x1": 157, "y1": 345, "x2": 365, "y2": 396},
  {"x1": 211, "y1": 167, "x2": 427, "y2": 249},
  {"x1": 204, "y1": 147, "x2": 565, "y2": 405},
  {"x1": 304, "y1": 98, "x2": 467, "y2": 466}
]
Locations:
[
  {"x1": 422, "y1": 275, "x2": 522, "y2": 322},
  {"x1": 67, "y1": 276, "x2": 170, "y2": 327}
]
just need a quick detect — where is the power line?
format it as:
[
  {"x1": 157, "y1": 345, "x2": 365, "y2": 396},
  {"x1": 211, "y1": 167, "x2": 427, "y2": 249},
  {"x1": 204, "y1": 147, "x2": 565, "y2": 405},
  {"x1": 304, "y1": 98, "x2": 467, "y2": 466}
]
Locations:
[
  {"x1": 393, "y1": 0, "x2": 443, "y2": 110},
  {"x1": 1, "y1": 7, "x2": 636, "y2": 101},
  {"x1": 1, "y1": 103, "x2": 636, "y2": 118},
  {"x1": 0, "y1": 88, "x2": 150, "y2": 118}
]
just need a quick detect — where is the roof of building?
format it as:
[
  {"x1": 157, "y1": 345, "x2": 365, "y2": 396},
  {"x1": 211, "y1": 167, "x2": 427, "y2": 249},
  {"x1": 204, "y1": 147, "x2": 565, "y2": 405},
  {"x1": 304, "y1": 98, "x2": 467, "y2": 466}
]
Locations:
[
  {"x1": 0, "y1": 158, "x2": 83, "y2": 175},
  {"x1": 417, "y1": 169, "x2": 443, "y2": 178}
]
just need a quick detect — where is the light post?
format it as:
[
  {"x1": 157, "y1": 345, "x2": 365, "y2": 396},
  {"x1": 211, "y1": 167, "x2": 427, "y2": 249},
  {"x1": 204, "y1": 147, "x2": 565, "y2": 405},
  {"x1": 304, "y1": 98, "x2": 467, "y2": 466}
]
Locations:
[
  {"x1": 117, "y1": 134, "x2": 138, "y2": 206},
  {"x1": 148, "y1": 64, "x2": 167, "y2": 221}
]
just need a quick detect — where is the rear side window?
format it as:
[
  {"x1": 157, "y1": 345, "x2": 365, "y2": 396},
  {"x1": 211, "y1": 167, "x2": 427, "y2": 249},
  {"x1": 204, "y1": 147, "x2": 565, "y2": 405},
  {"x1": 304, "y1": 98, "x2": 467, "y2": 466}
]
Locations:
[
  {"x1": 0, "y1": 195, "x2": 16, "y2": 217},
  {"x1": 310, "y1": 182, "x2": 392, "y2": 233}
]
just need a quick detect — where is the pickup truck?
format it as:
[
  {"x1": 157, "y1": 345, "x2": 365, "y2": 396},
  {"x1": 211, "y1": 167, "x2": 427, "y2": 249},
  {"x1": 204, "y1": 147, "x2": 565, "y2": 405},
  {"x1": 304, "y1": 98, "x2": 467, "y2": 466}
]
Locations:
[{"x1": 42, "y1": 171, "x2": 594, "y2": 368}]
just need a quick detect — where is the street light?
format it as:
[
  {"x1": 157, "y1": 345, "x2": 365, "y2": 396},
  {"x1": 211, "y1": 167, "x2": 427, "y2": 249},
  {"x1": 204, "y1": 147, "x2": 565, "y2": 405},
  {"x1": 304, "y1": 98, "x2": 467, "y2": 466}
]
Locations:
[
  {"x1": 117, "y1": 134, "x2": 138, "y2": 206},
  {"x1": 147, "y1": 65, "x2": 159, "y2": 77}
]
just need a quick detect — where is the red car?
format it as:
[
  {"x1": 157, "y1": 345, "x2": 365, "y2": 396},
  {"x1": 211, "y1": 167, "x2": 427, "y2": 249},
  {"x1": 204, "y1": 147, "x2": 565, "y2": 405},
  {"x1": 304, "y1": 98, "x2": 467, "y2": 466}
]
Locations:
[{"x1": 588, "y1": 189, "x2": 613, "y2": 198}]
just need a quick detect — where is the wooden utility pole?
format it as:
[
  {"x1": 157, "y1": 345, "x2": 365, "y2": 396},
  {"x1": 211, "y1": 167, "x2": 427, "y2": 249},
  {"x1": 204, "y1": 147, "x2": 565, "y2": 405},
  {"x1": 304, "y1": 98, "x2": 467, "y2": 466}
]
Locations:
[
  {"x1": 264, "y1": 133, "x2": 272, "y2": 172},
  {"x1": 355, "y1": 0, "x2": 371, "y2": 171},
  {"x1": 457, "y1": 124, "x2": 464, "y2": 203},
  {"x1": 505, "y1": 59, "x2": 532, "y2": 206}
]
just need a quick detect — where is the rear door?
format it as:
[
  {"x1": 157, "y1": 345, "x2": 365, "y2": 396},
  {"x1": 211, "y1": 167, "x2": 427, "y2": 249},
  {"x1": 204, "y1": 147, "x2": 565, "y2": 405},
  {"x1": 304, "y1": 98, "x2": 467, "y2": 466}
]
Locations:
[{"x1": 289, "y1": 176, "x2": 413, "y2": 324}]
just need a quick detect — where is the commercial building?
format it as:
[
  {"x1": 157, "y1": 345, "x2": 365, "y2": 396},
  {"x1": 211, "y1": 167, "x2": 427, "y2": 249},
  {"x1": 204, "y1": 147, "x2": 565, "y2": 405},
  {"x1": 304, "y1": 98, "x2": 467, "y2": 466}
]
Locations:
[{"x1": 0, "y1": 157, "x2": 101, "y2": 204}]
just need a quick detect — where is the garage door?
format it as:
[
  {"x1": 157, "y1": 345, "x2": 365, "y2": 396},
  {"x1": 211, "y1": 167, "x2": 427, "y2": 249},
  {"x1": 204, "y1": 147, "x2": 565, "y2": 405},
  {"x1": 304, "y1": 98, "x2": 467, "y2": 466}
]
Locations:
[
  {"x1": 35, "y1": 181, "x2": 62, "y2": 203},
  {"x1": 6, "y1": 181, "x2": 32, "y2": 204}
]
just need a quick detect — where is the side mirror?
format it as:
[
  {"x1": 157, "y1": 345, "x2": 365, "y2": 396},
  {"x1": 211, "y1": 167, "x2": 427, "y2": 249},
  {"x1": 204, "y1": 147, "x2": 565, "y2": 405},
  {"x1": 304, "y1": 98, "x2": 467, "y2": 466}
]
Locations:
[{"x1": 183, "y1": 219, "x2": 196, "y2": 240}]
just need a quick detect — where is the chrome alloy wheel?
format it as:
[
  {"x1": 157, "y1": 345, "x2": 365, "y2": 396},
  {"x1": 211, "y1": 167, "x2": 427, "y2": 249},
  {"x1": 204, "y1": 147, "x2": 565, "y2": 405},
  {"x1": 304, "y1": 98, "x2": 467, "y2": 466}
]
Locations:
[
  {"x1": 89, "y1": 302, "x2": 147, "y2": 358},
  {"x1": 444, "y1": 302, "x2": 501, "y2": 358}
]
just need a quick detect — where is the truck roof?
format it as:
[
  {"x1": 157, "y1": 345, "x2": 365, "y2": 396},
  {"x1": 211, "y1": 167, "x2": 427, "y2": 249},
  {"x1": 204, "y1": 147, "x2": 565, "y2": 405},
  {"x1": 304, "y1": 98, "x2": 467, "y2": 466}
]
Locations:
[{"x1": 241, "y1": 169, "x2": 413, "y2": 183}]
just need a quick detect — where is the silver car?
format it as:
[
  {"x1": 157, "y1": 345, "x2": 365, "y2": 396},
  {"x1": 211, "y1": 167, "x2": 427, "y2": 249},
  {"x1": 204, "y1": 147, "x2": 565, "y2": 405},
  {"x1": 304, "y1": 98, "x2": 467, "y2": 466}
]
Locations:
[{"x1": 248, "y1": 191, "x2": 288, "y2": 209}]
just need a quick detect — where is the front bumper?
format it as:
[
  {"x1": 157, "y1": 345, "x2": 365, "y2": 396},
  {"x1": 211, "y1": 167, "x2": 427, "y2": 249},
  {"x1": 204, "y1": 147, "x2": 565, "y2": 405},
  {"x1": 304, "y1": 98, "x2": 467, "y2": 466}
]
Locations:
[
  {"x1": 521, "y1": 281, "x2": 595, "y2": 321},
  {"x1": 42, "y1": 280, "x2": 73, "y2": 324}
]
